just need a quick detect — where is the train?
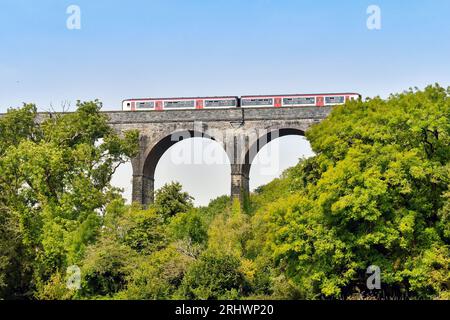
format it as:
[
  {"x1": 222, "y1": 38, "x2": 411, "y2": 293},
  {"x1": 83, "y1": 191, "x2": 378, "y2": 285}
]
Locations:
[{"x1": 122, "y1": 93, "x2": 361, "y2": 111}]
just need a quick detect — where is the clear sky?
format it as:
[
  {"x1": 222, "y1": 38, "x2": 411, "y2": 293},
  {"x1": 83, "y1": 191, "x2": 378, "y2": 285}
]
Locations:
[{"x1": 1, "y1": 1, "x2": 450, "y2": 205}]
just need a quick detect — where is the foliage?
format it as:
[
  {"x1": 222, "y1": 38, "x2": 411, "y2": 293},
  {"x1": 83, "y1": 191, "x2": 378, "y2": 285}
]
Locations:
[
  {"x1": 78, "y1": 184, "x2": 197, "y2": 299},
  {"x1": 34, "y1": 272, "x2": 75, "y2": 300},
  {"x1": 119, "y1": 245, "x2": 194, "y2": 300},
  {"x1": 0, "y1": 101, "x2": 138, "y2": 299},
  {"x1": 167, "y1": 209, "x2": 208, "y2": 245},
  {"x1": 154, "y1": 182, "x2": 194, "y2": 221},
  {"x1": 197, "y1": 195, "x2": 231, "y2": 224},
  {"x1": 107, "y1": 201, "x2": 167, "y2": 255},
  {"x1": 207, "y1": 199, "x2": 251, "y2": 257},
  {"x1": 0, "y1": 206, "x2": 24, "y2": 298},
  {"x1": 178, "y1": 251, "x2": 247, "y2": 300},
  {"x1": 1, "y1": 85, "x2": 449, "y2": 300},
  {"x1": 80, "y1": 237, "x2": 137, "y2": 298},
  {"x1": 257, "y1": 85, "x2": 450, "y2": 298}
]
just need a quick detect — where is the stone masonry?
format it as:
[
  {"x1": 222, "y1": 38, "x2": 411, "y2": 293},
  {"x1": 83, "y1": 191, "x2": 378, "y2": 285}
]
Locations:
[{"x1": 105, "y1": 106, "x2": 332, "y2": 205}]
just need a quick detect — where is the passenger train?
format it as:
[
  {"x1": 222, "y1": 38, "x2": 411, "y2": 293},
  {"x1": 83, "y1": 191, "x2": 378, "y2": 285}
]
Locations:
[{"x1": 122, "y1": 93, "x2": 361, "y2": 111}]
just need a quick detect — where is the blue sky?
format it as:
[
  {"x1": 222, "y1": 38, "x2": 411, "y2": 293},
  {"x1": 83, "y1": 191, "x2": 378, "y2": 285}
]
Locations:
[{"x1": 1, "y1": 0, "x2": 449, "y2": 204}]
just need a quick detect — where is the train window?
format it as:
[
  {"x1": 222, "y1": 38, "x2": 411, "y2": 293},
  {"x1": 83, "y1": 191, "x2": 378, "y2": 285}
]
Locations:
[
  {"x1": 241, "y1": 98, "x2": 273, "y2": 106},
  {"x1": 325, "y1": 96, "x2": 345, "y2": 104},
  {"x1": 164, "y1": 100, "x2": 195, "y2": 109},
  {"x1": 136, "y1": 101, "x2": 155, "y2": 109},
  {"x1": 205, "y1": 99, "x2": 237, "y2": 107},
  {"x1": 283, "y1": 97, "x2": 315, "y2": 105},
  {"x1": 127, "y1": 103, "x2": 131, "y2": 106}
]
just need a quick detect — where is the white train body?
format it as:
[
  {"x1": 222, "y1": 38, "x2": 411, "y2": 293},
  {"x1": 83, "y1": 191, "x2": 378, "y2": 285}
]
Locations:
[{"x1": 122, "y1": 93, "x2": 360, "y2": 111}]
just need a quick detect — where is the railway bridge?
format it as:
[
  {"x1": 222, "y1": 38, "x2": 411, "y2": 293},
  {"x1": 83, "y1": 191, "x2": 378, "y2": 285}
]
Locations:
[{"x1": 104, "y1": 106, "x2": 332, "y2": 205}]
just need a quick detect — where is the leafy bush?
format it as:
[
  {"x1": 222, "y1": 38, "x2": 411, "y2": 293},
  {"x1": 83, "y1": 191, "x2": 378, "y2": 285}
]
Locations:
[
  {"x1": 154, "y1": 182, "x2": 194, "y2": 221},
  {"x1": 178, "y1": 251, "x2": 247, "y2": 300},
  {"x1": 167, "y1": 209, "x2": 208, "y2": 245},
  {"x1": 80, "y1": 237, "x2": 136, "y2": 298},
  {"x1": 119, "y1": 246, "x2": 194, "y2": 300}
]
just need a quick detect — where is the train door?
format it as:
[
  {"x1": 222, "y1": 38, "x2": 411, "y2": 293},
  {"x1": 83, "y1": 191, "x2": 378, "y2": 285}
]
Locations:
[
  {"x1": 196, "y1": 99, "x2": 204, "y2": 109},
  {"x1": 155, "y1": 101, "x2": 163, "y2": 111},
  {"x1": 316, "y1": 97, "x2": 324, "y2": 107},
  {"x1": 274, "y1": 97, "x2": 282, "y2": 108}
]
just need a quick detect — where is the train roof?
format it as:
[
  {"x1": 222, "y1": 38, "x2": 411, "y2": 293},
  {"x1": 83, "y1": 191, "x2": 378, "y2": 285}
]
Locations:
[
  {"x1": 241, "y1": 93, "x2": 361, "y2": 98},
  {"x1": 123, "y1": 93, "x2": 361, "y2": 102},
  {"x1": 123, "y1": 96, "x2": 239, "y2": 102}
]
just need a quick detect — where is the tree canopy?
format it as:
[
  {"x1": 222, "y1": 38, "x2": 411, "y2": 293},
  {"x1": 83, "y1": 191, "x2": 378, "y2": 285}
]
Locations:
[
  {"x1": 0, "y1": 85, "x2": 448, "y2": 300},
  {"x1": 0, "y1": 101, "x2": 138, "y2": 298},
  {"x1": 255, "y1": 84, "x2": 450, "y2": 299}
]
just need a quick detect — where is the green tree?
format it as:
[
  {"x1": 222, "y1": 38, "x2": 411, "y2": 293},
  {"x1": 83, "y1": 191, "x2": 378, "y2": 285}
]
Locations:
[
  {"x1": 0, "y1": 101, "x2": 138, "y2": 299},
  {"x1": 104, "y1": 200, "x2": 167, "y2": 255},
  {"x1": 178, "y1": 251, "x2": 247, "y2": 300},
  {"x1": 154, "y1": 182, "x2": 194, "y2": 221},
  {"x1": 0, "y1": 206, "x2": 25, "y2": 298},
  {"x1": 119, "y1": 245, "x2": 194, "y2": 300},
  {"x1": 80, "y1": 237, "x2": 137, "y2": 298},
  {"x1": 0, "y1": 104, "x2": 42, "y2": 299},
  {"x1": 3, "y1": 85, "x2": 449, "y2": 301},
  {"x1": 257, "y1": 85, "x2": 450, "y2": 299},
  {"x1": 167, "y1": 209, "x2": 208, "y2": 245}
]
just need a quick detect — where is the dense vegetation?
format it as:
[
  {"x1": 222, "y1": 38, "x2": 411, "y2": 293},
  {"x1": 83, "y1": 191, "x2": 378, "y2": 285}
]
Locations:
[{"x1": 0, "y1": 85, "x2": 449, "y2": 300}]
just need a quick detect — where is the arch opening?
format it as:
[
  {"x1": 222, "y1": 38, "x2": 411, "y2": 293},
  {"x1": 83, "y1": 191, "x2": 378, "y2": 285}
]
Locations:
[
  {"x1": 141, "y1": 131, "x2": 231, "y2": 206},
  {"x1": 246, "y1": 128, "x2": 314, "y2": 192}
]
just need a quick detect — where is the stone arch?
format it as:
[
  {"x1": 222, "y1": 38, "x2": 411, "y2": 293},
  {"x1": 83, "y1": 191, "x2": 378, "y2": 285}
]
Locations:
[
  {"x1": 237, "y1": 127, "x2": 306, "y2": 197},
  {"x1": 132, "y1": 129, "x2": 230, "y2": 205},
  {"x1": 244, "y1": 127, "x2": 306, "y2": 167}
]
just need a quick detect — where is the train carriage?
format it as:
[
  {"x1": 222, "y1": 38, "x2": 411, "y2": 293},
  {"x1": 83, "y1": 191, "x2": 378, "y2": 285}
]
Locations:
[
  {"x1": 122, "y1": 93, "x2": 360, "y2": 111},
  {"x1": 122, "y1": 96, "x2": 239, "y2": 111},
  {"x1": 240, "y1": 93, "x2": 360, "y2": 108}
]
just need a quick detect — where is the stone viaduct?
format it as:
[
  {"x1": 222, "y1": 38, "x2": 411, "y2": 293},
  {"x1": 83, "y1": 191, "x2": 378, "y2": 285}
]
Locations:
[
  {"x1": 2, "y1": 106, "x2": 332, "y2": 205},
  {"x1": 104, "y1": 106, "x2": 332, "y2": 206}
]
